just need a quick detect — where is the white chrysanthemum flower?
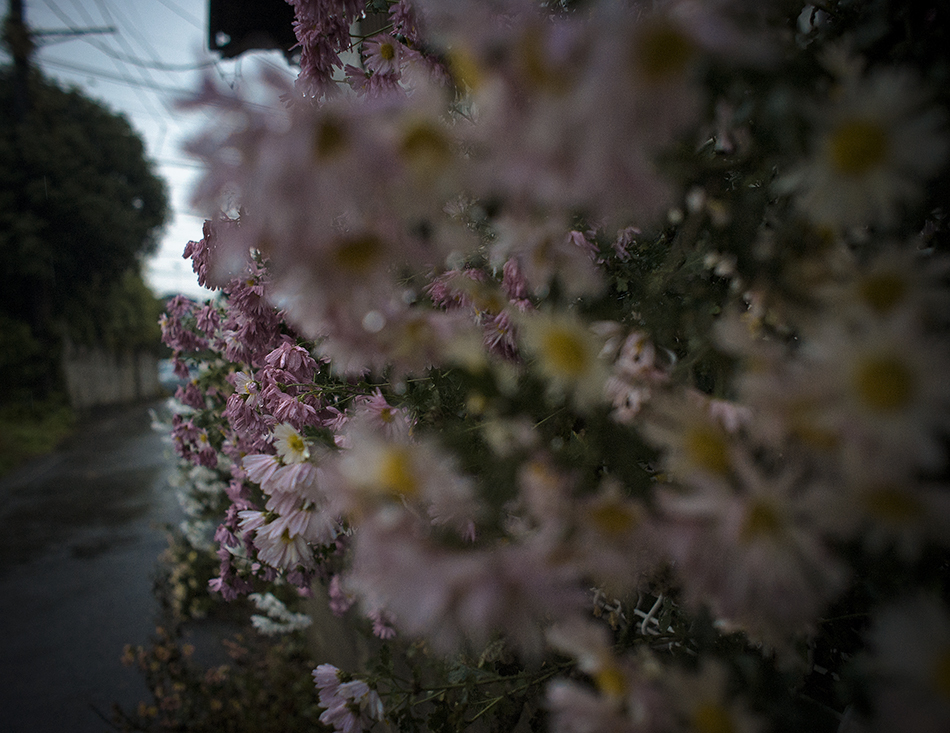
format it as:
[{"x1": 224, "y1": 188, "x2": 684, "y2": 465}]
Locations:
[
  {"x1": 273, "y1": 422, "x2": 310, "y2": 464},
  {"x1": 518, "y1": 310, "x2": 610, "y2": 409},
  {"x1": 640, "y1": 389, "x2": 740, "y2": 483},
  {"x1": 791, "y1": 66, "x2": 948, "y2": 229},
  {"x1": 249, "y1": 592, "x2": 313, "y2": 635},
  {"x1": 817, "y1": 243, "x2": 950, "y2": 326},
  {"x1": 804, "y1": 318, "x2": 950, "y2": 473},
  {"x1": 332, "y1": 420, "x2": 477, "y2": 533}
]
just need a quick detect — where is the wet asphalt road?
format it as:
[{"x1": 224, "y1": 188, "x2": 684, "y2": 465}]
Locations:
[{"x1": 0, "y1": 400, "x2": 182, "y2": 733}]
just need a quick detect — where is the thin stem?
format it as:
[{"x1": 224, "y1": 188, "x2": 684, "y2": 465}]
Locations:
[
  {"x1": 640, "y1": 593, "x2": 664, "y2": 636},
  {"x1": 467, "y1": 695, "x2": 503, "y2": 723},
  {"x1": 347, "y1": 23, "x2": 395, "y2": 52}
]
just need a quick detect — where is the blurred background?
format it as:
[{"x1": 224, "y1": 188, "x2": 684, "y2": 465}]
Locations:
[
  {"x1": 0, "y1": 5, "x2": 302, "y2": 730},
  {"x1": 0, "y1": 0, "x2": 297, "y2": 472}
]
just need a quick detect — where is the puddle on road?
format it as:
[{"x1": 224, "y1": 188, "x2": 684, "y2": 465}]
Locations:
[
  {"x1": 0, "y1": 465, "x2": 169, "y2": 568},
  {"x1": 0, "y1": 402, "x2": 180, "y2": 571}
]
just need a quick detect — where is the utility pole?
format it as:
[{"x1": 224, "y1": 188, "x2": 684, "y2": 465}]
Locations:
[
  {"x1": 3, "y1": 0, "x2": 33, "y2": 121},
  {"x1": 1, "y1": 0, "x2": 118, "y2": 380},
  {"x1": 2, "y1": 0, "x2": 116, "y2": 121}
]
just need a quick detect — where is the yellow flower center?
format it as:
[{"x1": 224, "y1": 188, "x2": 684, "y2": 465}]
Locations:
[
  {"x1": 684, "y1": 425, "x2": 731, "y2": 476},
  {"x1": 740, "y1": 499, "x2": 783, "y2": 543},
  {"x1": 332, "y1": 234, "x2": 383, "y2": 273},
  {"x1": 517, "y1": 27, "x2": 571, "y2": 95},
  {"x1": 631, "y1": 20, "x2": 696, "y2": 84},
  {"x1": 540, "y1": 329, "x2": 589, "y2": 379},
  {"x1": 313, "y1": 118, "x2": 348, "y2": 160},
  {"x1": 379, "y1": 42, "x2": 395, "y2": 61},
  {"x1": 863, "y1": 485, "x2": 922, "y2": 523},
  {"x1": 378, "y1": 447, "x2": 418, "y2": 498},
  {"x1": 931, "y1": 648, "x2": 950, "y2": 700},
  {"x1": 589, "y1": 501, "x2": 639, "y2": 537},
  {"x1": 792, "y1": 422, "x2": 841, "y2": 451},
  {"x1": 401, "y1": 122, "x2": 452, "y2": 175},
  {"x1": 287, "y1": 433, "x2": 307, "y2": 457},
  {"x1": 393, "y1": 319, "x2": 433, "y2": 360},
  {"x1": 857, "y1": 272, "x2": 908, "y2": 316},
  {"x1": 691, "y1": 702, "x2": 736, "y2": 733},
  {"x1": 594, "y1": 663, "x2": 628, "y2": 699},
  {"x1": 447, "y1": 45, "x2": 484, "y2": 90},
  {"x1": 853, "y1": 355, "x2": 915, "y2": 413},
  {"x1": 788, "y1": 399, "x2": 840, "y2": 450},
  {"x1": 828, "y1": 119, "x2": 889, "y2": 176}
]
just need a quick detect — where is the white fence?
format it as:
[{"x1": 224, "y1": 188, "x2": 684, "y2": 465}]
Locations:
[{"x1": 61, "y1": 343, "x2": 161, "y2": 410}]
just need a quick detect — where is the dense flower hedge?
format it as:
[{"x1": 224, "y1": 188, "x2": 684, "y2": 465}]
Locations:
[{"x1": 156, "y1": 1, "x2": 950, "y2": 731}]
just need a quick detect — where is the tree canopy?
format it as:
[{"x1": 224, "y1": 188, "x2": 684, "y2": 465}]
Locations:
[
  {"x1": 0, "y1": 66, "x2": 169, "y2": 333},
  {"x1": 0, "y1": 66, "x2": 169, "y2": 401}
]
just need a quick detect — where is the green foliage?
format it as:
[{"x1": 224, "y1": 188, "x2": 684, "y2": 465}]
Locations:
[
  {"x1": 63, "y1": 269, "x2": 167, "y2": 352},
  {"x1": 0, "y1": 393, "x2": 74, "y2": 477},
  {"x1": 0, "y1": 65, "x2": 170, "y2": 400},
  {"x1": 0, "y1": 66, "x2": 168, "y2": 322}
]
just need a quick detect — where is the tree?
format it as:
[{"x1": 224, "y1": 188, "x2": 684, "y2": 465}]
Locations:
[{"x1": 0, "y1": 65, "x2": 169, "y2": 398}]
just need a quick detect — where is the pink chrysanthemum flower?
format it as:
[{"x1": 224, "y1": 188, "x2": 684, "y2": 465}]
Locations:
[
  {"x1": 346, "y1": 512, "x2": 585, "y2": 656},
  {"x1": 640, "y1": 389, "x2": 741, "y2": 484},
  {"x1": 243, "y1": 453, "x2": 281, "y2": 486},
  {"x1": 253, "y1": 519, "x2": 316, "y2": 570},
  {"x1": 816, "y1": 244, "x2": 950, "y2": 328},
  {"x1": 312, "y1": 664, "x2": 385, "y2": 733},
  {"x1": 792, "y1": 318, "x2": 950, "y2": 474},
  {"x1": 602, "y1": 329, "x2": 670, "y2": 424},
  {"x1": 570, "y1": 480, "x2": 663, "y2": 595},
  {"x1": 352, "y1": 389, "x2": 413, "y2": 440},
  {"x1": 813, "y1": 458, "x2": 950, "y2": 563},
  {"x1": 546, "y1": 680, "x2": 644, "y2": 733},
  {"x1": 492, "y1": 216, "x2": 603, "y2": 299},
  {"x1": 545, "y1": 620, "x2": 672, "y2": 733}
]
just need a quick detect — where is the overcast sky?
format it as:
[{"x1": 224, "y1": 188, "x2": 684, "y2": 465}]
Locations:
[{"x1": 2, "y1": 0, "x2": 297, "y2": 300}]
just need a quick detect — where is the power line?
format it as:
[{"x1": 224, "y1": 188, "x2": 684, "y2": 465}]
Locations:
[
  {"x1": 84, "y1": 0, "x2": 176, "y2": 110},
  {"x1": 93, "y1": 0, "x2": 183, "y2": 79},
  {"x1": 39, "y1": 57, "x2": 194, "y2": 96},
  {"x1": 86, "y1": 0, "x2": 182, "y2": 156},
  {"x1": 153, "y1": 0, "x2": 203, "y2": 29},
  {"x1": 38, "y1": 57, "x2": 282, "y2": 114},
  {"x1": 31, "y1": 24, "x2": 116, "y2": 37},
  {"x1": 42, "y1": 0, "x2": 166, "y2": 121},
  {"x1": 72, "y1": 42, "x2": 215, "y2": 71}
]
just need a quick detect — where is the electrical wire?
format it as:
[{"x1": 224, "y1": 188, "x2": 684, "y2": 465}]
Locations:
[
  {"x1": 84, "y1": 0, "x2": 176, "y2": 111},
  {"x1": 41, "y1": 0, "x2": 166, "y2": 121},
  {"x1": 36, "y1": 58, "x2": 283, "y2": 114},
  {"x1": 68, "y1": 43, "x2": 216, "y2": 71},
  {"x1": 153, "y1": 0, "x2": 203, "y2": 30},
  {"x1": 39, "y1": 57, "x2": 195, "y2": 96}
]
